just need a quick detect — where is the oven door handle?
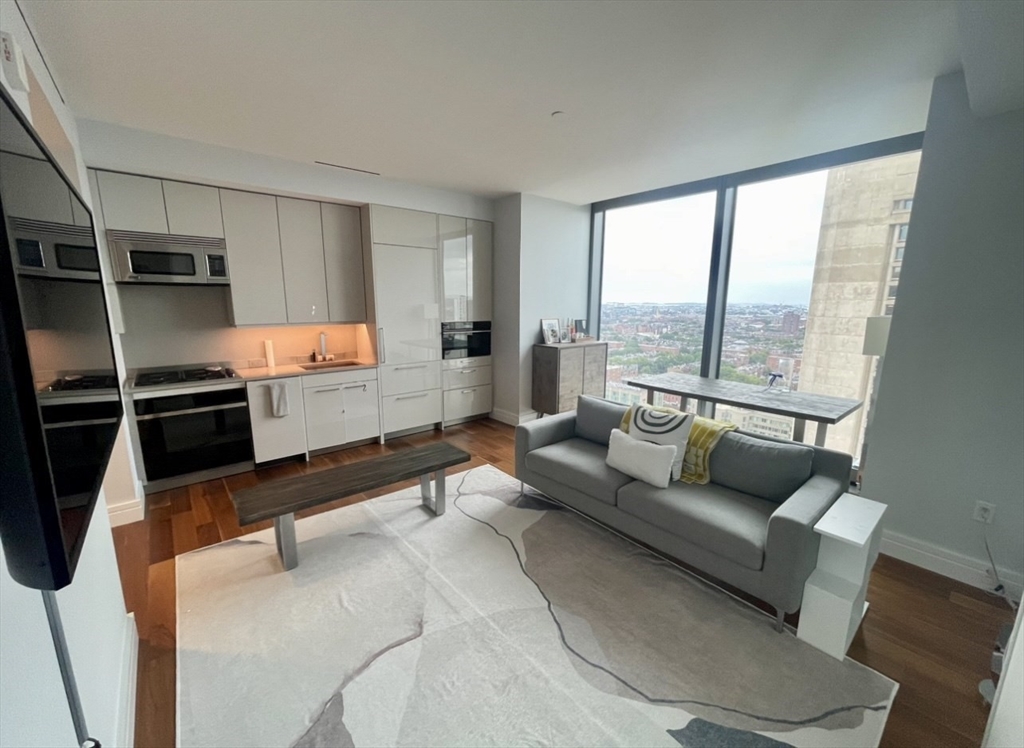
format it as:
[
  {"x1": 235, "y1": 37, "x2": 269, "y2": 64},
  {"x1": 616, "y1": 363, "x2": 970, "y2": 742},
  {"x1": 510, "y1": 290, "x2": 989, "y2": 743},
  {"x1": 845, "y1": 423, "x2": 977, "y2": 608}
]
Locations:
[
  {"x1": 43, "y1": 417, "x2": 121, "y2": 430},
  {"x1": 135, "y1": 402, "x2": 247, "y2": 421}
]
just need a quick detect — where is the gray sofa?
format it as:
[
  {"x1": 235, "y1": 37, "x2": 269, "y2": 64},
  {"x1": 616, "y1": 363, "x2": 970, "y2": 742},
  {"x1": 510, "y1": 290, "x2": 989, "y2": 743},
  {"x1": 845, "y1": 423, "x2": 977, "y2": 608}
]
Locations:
[{"x1": 515, "y1": 396, "x2": 852, "y2": 629}]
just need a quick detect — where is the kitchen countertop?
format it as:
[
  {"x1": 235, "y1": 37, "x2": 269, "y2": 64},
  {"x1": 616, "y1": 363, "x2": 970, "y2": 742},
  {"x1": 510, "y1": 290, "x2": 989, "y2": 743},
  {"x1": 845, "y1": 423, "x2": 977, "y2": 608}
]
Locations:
[{"x1": 124, "y1": 360, "x2": 378, "y2": 397}]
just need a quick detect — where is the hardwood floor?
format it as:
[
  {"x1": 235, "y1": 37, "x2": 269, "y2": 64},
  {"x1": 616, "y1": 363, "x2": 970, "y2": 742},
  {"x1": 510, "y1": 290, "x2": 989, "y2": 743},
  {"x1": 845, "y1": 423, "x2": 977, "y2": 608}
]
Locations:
[{"x1": 111, "y1": 418, "x2": 1011, "y2": 747}]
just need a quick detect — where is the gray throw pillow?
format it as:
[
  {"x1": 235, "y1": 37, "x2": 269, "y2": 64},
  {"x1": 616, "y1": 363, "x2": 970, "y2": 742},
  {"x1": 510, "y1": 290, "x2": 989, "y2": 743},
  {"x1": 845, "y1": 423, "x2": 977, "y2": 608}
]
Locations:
[
  {"x1": 574, "y1": 395, "x2": 630, "y2": 447},
  {"x1": 709, "y1": 432, "x2": 814, "y2": 503}
]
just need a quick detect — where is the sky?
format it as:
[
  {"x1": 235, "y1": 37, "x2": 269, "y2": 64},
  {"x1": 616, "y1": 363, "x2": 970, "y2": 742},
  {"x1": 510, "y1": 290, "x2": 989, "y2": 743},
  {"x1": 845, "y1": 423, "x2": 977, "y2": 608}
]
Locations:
[{"x1": 601, "y1": 169, "x2": 828, "y2": 305}]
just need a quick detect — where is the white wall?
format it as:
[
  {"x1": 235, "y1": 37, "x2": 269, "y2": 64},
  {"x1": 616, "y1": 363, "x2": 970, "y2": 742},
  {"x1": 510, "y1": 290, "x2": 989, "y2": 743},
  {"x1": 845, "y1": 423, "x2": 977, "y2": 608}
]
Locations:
[
  {"x1": 0, "y1": 2, "x2": 136, "y2": 745},
  {"x1": 489, "y1": 193, "x2": 591, "y2": 423},
  {"x1": 864, "y1": 71, "x2": 1024, "y2": 591},
  {"x1": 78, "y1": 119, "x2": 494, "y2": 221}
]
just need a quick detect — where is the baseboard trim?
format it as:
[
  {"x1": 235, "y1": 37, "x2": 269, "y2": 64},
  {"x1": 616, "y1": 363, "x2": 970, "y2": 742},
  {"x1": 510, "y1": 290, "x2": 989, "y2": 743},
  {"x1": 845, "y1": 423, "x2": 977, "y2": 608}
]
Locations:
[
  {"x1": 490, "y1": 408, "x2": 520, "y2": 426},
  {"x1": 108, "y1": 497, "x2": 145, "y2": 527},
  {"x1": 116, "y1": 612, "x2": 139, "y2": 748},
  {"x1": 881, "y1": 529, "x2": 1023, "y2": 599}
]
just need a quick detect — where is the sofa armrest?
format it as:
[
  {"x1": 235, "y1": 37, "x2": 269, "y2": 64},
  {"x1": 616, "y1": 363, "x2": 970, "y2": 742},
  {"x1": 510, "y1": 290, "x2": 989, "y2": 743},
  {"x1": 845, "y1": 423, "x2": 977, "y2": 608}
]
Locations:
[
  {"x1": 761, "y1": 474, "x2": 846, "y2": 613},
  {"x1": 515, "y1": 412, "x2": 577, "y2": 478}
]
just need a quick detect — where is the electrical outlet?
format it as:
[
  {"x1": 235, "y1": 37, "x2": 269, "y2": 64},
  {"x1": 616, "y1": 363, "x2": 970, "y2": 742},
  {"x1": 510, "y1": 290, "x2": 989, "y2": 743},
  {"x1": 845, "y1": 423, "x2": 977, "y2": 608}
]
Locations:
[{"x1": 973, "y1": 501, "x2": 996, "y2": 524}]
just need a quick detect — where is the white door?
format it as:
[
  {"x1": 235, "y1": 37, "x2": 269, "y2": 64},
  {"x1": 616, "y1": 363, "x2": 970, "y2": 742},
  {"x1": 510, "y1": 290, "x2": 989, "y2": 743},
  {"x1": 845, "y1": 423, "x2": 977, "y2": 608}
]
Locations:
[
  {"x1": 303, "y1": 383, "x2": 346, "y2": 451},
  {"x1": 0, "y1": 153, "x2": 74, "y2": 224},
  {"x1": 467, "y1": 219, "x2": 493, "y2": 322},
  {"x1": 342, "y1": 380, "x2": 380, "y2": 442},
  {"x1": 247, "y1": 378, "x2": 307, "y2": 463},
  {"x1": 373, "y1": 244, "x2": 441, "y2": 365},
  {"x1": 95, "y1": 171, "x2": 169, "y2": 233},
  {"x1": 369, "y1": 205, "x2": 437, "y2": 248},
  {"x1": 440, "y1": 215, "x2": 468, "y2": 322},
  {"x1": 321, "y1": 203, "x2": 366, "y2": 322},
  {"x1": 279, "y1": 197, "x2": 330, "y2": 323},
  {"x1": 221, "y1": 189, "x2": 288, "y2": 325},
  {"x1": 163, "y1": 181, "x2": 224, "y2": 237}
]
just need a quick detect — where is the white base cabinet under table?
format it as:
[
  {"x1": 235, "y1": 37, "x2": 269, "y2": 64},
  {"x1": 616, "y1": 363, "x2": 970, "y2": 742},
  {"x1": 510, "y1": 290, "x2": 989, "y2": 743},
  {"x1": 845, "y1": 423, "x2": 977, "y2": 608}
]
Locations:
[{"x1": 797, "y1": 492, "x2": 886, "y2": 659}]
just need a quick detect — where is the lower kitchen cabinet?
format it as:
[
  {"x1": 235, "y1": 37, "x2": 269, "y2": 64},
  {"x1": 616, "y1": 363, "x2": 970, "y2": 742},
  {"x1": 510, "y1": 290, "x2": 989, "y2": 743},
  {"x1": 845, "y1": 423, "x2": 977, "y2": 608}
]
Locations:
[
  {"x1": 301, "y1": 368, "x2": 381, "y2": 451},
  {"x1": 246, "y1": 378, "x2": 307, "y2": 463},
  {"x1": 444, "y1": 385, "x2": 492, "y2": 423},
  {"x1": 382, "y1": 390, "x2": 442, "y2": 434}
]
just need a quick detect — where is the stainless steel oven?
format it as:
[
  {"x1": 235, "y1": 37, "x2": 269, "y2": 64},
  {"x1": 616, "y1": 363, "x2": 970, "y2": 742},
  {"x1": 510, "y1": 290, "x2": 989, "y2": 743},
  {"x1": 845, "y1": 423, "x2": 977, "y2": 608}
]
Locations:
[
  {"x1": 10, "y1": 218, "x2": 101, "y2": 281},
  {"x1": 441, "y1": 321, "x2": 491, "y2": 360},
  {"x1": 109, "y1": 230, "x2": 229, "y2": 285}
]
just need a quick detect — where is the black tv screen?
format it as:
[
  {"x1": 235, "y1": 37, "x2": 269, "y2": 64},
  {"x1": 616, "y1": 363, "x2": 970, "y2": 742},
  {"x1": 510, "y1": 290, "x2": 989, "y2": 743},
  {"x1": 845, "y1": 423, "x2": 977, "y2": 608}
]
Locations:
[{"x1": 0, "y1": 87, "x2": 123, "y2": 590}]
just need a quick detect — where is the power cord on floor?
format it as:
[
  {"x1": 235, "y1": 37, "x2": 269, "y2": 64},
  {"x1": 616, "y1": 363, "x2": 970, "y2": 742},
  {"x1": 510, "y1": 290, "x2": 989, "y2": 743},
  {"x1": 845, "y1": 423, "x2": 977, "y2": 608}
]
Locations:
[{"x1": 983, "y1": 527, "x2": 1019, "y2": 613}]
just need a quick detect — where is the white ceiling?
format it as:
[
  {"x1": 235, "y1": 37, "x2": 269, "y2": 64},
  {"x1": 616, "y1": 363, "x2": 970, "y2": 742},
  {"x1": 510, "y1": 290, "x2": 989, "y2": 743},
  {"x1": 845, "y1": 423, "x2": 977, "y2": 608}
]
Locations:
[
  {"x1": 956, "y1": 0, "x2": 1024, "y2": 118},
  {"x1": 20, "y1": 0, "x2": 963, "y2": 205}
]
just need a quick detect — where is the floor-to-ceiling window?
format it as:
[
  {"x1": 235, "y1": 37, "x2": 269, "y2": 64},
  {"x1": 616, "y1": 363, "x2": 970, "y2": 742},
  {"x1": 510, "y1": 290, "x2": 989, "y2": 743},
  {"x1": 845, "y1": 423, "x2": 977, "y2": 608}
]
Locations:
[
  {"x1": 599, "y1": 192, "x2": 716, "y2": 409},
  {"x1": 590, "y1": 139, "x2": 922, "y2": 461}
]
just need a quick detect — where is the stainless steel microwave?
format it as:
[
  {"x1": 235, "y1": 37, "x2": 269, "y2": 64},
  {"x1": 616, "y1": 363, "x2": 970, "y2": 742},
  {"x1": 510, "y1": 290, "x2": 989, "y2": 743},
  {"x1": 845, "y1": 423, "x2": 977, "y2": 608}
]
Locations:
[
  {"x1": 10, "y1": 218, "x2": 101, "y2": 281},
  {"x1": 108, "y1": 230, "x2": 229, "y2": 285}
]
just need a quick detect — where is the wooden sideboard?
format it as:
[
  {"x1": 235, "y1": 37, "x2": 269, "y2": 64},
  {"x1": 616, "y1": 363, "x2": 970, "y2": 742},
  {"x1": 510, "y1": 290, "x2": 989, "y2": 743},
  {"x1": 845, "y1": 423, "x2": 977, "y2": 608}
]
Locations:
[{"x1": 532, "y1": 341, "x2": 608, "y2": 416}]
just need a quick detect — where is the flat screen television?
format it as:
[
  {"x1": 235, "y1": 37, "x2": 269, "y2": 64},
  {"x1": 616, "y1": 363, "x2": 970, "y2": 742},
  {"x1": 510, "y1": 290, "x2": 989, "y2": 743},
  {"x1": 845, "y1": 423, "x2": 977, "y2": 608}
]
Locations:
[{"x1": 0, "y1": 86, "x2": 123, "y2": 590}]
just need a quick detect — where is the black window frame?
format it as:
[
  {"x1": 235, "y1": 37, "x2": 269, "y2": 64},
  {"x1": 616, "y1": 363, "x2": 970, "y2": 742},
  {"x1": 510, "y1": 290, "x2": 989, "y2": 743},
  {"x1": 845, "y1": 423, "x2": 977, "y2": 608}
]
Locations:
[{"x1": 588, "y1": 132, "x2": 924, "y2": 382}]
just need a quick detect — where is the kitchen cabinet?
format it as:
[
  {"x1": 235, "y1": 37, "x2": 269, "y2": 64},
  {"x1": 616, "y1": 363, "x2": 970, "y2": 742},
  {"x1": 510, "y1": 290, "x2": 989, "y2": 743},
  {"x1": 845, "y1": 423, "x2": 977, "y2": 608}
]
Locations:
[
  {"x1": 278, "y1": 196, "x2": 329, "y2": 323},
  {"x1": 321, "y1": 203, "x2": 366, "y2": 322},
  {"x1": 247, "y1": 378, "x2": 307, "y2": 463},
  {"x1": 95, "y1": 171, "x2": 169, "y2": 233},
  {"x1": 220, "y1": 189, "x2": 288, "y2": 325},
  {"x1": 380, "y1": 361, "x2": 443, "y2": 396},
  {"x1": 301, "y1": 368, "x2": 380, "y2": 451},
  {"x1": 370, "y1": 205, "x2": 438, "y2": 248},
  {"x1": 162, "y1": 180, "x2": 224, "y2": 237},
  {"x1": 381, "y1": 390, "x2": 443, "y2": 434},
  {"x1": 440, "y1": 216, "x2": 492, "y2": 322},
  {"x1": 373, "y1": 243, "x2": 441, "y2": 365},
  {"x1": 71, "y1": 197, "x2": 91, "y2": 227},
  {"x1": 467, "y1": 219, "x2": 493, "y2": 321},
  {"x1": 442, "y1": 357, "x2": 492, "y2": 425},
  {"x1": 0, "y1": 152, "x2": 75, "y2": 224}
]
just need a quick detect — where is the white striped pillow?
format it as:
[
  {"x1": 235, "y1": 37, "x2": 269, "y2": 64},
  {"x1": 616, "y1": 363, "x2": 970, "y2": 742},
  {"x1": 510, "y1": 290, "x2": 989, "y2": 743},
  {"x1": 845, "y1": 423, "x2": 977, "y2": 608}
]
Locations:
[{"x1": 628, "y1": 405, "x2": 694, "y2": 481}]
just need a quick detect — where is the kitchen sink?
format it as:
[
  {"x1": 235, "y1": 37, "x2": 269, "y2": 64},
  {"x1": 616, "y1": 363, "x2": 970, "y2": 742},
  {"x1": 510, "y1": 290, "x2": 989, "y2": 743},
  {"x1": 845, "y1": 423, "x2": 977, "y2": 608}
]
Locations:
[{"x1": 299, "y1": 361, "x2": 362, "y2": 371}]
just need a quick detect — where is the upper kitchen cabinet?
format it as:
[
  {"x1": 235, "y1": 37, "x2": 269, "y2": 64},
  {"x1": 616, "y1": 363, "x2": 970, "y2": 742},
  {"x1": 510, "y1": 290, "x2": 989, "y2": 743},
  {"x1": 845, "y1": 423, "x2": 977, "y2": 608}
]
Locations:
[
  {"x1": 162, "y1": 181, "x2": 224, "y2": 237},
  {"x1": 278, "y1": 197, "x2": 329, "y2": 323},
  {"x1": 369, "y1": 205, "x2": 438, "y2": 248},
  {"x1": 0, "y1": 152, "x2": 75, "y2": 224},
  {"x1": 220, "y1": 189, "x2": 288, "y2": 325},
  {"x1": 467, "y1": 219, "x2": 492, "y2": 321},
  {"x1": 440, "y1": 215, "x2": 468, "y2": 322},
  {"x1": 95, "y1": 171, "x2": 169, "y2": 233},
  {"x1": 321, "y1": 202, "x2": 366, "y2": 322}
]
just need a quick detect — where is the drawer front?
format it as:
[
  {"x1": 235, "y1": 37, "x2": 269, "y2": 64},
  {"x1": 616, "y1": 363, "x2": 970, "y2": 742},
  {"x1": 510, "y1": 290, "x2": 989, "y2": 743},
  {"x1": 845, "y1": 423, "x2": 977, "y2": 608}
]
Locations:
[
  {"x1": 301, "y1": 367, "x2": 378, "y2": 389},
  {"x1": 380, "y1": 362, "x2": 442, "y2": 396},
  {"x1": 444, "y1": 385, "x2": 492, "y2": 422},
  {"x1": 442, "y1": 355, "x2": 491, "y2": 371},
  {"x1": 382, "y1": 389, "x2": 442, "y2": 434},
  {"x1": 443, "y1": 365, "x2": 491, "y2": 390},
  {"x1": 303, "y1": 385, "x2": 346, "y2": 451}
]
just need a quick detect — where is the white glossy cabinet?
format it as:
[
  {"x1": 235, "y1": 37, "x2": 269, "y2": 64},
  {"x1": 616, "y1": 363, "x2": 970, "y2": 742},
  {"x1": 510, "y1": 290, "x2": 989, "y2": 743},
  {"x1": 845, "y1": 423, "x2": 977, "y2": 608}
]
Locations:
[
  {"x1": 321, "y1": 203, "x2": 366, "y2": 322},
  {"x1": 247, "y1": 378, "x2": 307, "y2": 463},
  {"x1": 0, "y1": 153, "x2": 75, "y2": 224},
  {"x1": 303, "y1": 382, "x2": 346, "y2": 451},
  {"x1": 278, "y1": 196, "x2": 329, "y2": 323},
  {"x1": 221, "y1": 189, "x2": 288, "y2": 325},
  {"x1": 380, "y1": 362, "x2": 443, "y2": 396},
  {"x1": 441, "y1": 357, "x2": 492, "y2": 425},
  {"x1": 301, "y1": 369, "x2": 380, "y2": 451},
  {"x1": 95, "y1": 171, "x2": 169, "y2": 233},
  {"x1": 467, "y1": 219, "x2": 493, "y2": 321},
  {"x1": 382, "y1": 390, "x2": 443, "y2": 434},
  {"x1": 444, "y1": 385, "x2": 493, "y2": 422},
  {"x1": 162, "y1": 181, "x2": 224, "y2": 237},
  {"x1": 373, "y1": 243, "x2": 441, "y2": 365},
  {"x1": 341, "y1": 380, "x2": 381, "y2": 442},
  {"x1": 370, "y1": 205, "x2": 438, "y2": 248}
]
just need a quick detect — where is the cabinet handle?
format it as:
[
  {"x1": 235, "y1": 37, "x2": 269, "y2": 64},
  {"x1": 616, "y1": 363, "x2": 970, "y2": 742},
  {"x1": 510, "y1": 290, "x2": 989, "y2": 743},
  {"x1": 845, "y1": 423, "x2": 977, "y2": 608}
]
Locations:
[
  {"x1": 342, "y1": 384, "x2": 367, "y2": 391},
  {"x1": 395, "y1": 364, "x2": 427, "y2": 371},
  {"x1": 461, "y1": 389, "x2": 475, "y2": 394},
  {"x1": 460, "y1": 369, "x2": 477, "y2": 374},
  {"x1": 378, "y1": 327, "x2": 386, "y2": 364},
  {"x1": 395, "y1": 392, "x2": 428, "y2": 400},
  {"x1": 313, "y1": 387, "x2": 341, "y2": 393}
]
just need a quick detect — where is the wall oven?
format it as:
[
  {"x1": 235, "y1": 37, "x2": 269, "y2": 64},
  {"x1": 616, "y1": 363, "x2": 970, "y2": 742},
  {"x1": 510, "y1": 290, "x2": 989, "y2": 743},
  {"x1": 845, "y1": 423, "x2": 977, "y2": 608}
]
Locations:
[
  {"x1": 109, "y1": 230, "x2": 230, "y2": 285},
  {"x1": 10, "y1": 218, "x2": 101, "y2": 281},
  {"x1": 134, "y1": 387, "x2": 253, "y2": 491},
  {"x1": 441, "y1": 321, "x2": 491, "y2": 360}
]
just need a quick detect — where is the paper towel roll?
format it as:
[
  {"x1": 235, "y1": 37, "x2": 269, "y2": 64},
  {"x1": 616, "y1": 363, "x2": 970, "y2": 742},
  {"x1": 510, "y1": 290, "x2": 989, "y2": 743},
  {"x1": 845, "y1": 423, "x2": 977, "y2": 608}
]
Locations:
[{"x1": 264, "y1": 339, "x2": 275, "y2": 369}]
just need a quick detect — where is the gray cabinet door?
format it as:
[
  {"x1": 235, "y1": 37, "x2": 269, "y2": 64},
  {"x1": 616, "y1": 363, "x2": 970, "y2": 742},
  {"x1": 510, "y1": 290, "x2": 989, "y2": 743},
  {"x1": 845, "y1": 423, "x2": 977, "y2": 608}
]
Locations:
[
  {"x1": 0, "y1": 153, "x2": 74, "y2": 224},
  {"x1": 278, "y1": 196, "x2": 329, "y2": 324},
  {"x1": 162, "y1": 180, "x2": 224, "y2": 237},
  {"x1": 321, "y1": 203, "x2": 366, "y2": 322},
  {"x1": 440, "y1": 215, "x2": 468, "y2": 322},
  {"x1": 95, "y1": 171, "x2": 168, "y2": 233},
  {"x1": 370, "y1": 205, "x2": 438, "y2": 248},
  {"x1": 583, "y1": 344, "x2": 607, "y2": 397},
  {"x1": 220, "y1": 189, "x2": 288, "y2": 325},
  {"x1": 467, "y1": 219, "x2": 492, "y2": 322},
  {"x1": 373, "y1": 244, "x2": 441, "y2": 364}
]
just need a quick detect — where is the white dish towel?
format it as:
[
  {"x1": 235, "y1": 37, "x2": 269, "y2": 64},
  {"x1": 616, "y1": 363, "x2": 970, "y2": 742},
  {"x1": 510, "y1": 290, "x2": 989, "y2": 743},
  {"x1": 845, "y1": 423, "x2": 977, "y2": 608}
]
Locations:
[{"x1": 268, "y1": 381, "x2": 289, "y2": 418}]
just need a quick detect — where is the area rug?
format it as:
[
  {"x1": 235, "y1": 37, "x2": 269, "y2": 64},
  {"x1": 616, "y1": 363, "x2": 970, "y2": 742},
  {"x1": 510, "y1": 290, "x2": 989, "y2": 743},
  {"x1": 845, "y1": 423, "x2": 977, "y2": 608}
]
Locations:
[{"x1": 176, "y1": 465, "x2": 897, "y2": 747}]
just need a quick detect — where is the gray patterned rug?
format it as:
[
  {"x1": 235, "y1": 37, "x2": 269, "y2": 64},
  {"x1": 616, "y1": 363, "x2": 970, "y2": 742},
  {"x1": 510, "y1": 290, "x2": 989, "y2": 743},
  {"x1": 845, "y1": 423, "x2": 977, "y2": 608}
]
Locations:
[{"x1": 176, "y1": 465, "x2": 896, "y2": 747}]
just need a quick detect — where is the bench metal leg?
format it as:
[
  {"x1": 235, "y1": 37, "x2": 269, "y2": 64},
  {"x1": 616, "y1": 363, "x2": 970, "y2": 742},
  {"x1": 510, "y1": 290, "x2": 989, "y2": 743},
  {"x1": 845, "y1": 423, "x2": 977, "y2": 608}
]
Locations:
[
  {"x1": 420, "y1": 470, "x2": 446, "y2": 516},
  {"x1": 274, "y1": 513, "x2": 298, "y2": 571}
]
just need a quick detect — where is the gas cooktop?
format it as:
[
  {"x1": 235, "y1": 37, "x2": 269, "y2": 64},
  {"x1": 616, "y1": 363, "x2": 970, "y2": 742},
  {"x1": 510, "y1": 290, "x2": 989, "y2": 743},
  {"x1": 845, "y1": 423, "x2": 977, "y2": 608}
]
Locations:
[
  {"x1": 46, "y1": 374, "x2": 119, "y2": 392},
  {"x1": 134, "y1": 366, "x2": 238, "y2": 388}
]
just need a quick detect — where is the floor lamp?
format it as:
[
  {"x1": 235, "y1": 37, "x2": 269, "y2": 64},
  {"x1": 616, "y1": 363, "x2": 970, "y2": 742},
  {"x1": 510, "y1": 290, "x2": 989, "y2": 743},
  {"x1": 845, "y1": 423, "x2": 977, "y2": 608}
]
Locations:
[{"x1": 858, "y1": 316, "x2": 891, "y2": 487}]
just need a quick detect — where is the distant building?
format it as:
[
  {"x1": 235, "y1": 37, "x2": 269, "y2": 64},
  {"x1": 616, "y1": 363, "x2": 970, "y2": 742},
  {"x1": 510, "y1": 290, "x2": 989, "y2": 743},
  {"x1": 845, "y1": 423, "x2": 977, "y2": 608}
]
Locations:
[
  {"x1": 781, "y1": 311, "x2": 802, "y2": 335},
  {"x1": 799, "y1": 151, "x2": 920, "y2": 457}
]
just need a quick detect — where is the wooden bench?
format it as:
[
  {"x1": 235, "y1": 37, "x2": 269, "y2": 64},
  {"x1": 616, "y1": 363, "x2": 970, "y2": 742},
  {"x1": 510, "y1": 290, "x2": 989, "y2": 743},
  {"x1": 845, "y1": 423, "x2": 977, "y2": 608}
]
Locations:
[{"x1": 231, "y1": 442, "x2": 471, "y2": 571}]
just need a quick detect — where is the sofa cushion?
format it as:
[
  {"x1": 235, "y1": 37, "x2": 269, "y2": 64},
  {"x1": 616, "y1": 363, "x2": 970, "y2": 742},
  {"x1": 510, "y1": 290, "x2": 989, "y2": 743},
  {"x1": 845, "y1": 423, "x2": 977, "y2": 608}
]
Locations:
[
  {"x1": 617, "y1": 480, "x2": 776, "y2": 570},
  {"x1": 709, "y1": 432, "x2": 814, "y2": 503},
  {"x1": 574, "y1": 395, "x2": 630, "y2": 447},
  {"x1": 606, "y1": 428, "x2": 677, "y2": 489},
  {"x1": 525, "y1": 437, "x2": 632, "y2": 506}
]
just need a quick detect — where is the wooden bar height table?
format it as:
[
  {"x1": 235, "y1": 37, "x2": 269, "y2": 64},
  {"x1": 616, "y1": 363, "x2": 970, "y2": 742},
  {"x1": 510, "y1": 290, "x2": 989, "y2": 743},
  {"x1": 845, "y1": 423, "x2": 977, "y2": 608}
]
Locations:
[{"x1": 626, "y1": 372, "x2": 863, "y2": 447}]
